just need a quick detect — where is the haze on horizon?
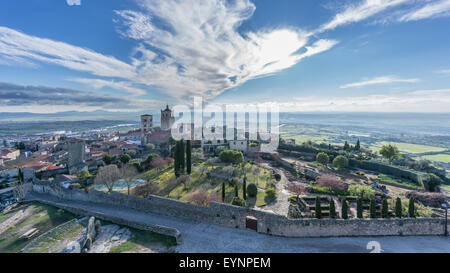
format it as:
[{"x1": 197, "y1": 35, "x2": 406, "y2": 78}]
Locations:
[{"x1": 0, "y1": 0, "x2": 450, "y2": 113}]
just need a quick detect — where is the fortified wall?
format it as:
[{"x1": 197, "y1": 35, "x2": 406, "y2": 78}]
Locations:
[{"x1": 29, "y1": 181, "x2": 449, "y2": 238}]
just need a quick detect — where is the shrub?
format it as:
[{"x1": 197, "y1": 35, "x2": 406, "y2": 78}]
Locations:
[
  {"x1": 231, "y1": 196, "x2": 246, "y2": 207},
  {"x1": 132, "y1": 182, "x2": 161, "y2": 198},
  {"x1": 316, "y1": 152, "x2": 330, "y2": 165},
  {"x1": 405, "y1": 191, "x2": 447, "y2": 208},
  {"x1": 265, "y1": 188, "x2": 277, "y2": 200},
  {"x1": 315, "y1": 196, "x2": 322, "y2": 219},
  {"x1": 219, "y1": 150, "x2": 244, "y2": 164},
  {"x1": 369, "y1": 198, "x2": 377, "y2": 218},
  {"x1": 357, "y1": 198, "x2": 363, "y2": 219},
  {"x1": 341, "y1": 198, "x2": 349, "y2": 219},
  {"x1": 395, "y1": 197, "x2": 402, "y2": 218},
  {"x1": 408, "y1": 197, "x2": 415, "y2": 218},
  {"x1": 120, "y1": 154, "x2": 132, "y2": 164},
  {"x1": 247, "y1": 183, "x2": 258, "y2": 198},
  {"x1": 333, "y1": 155, "x2": 349, "y2": 169},
  {"x1": 329, "y1": 198, "x2": 336, "y2": 219},
  {"x1": 348, "y1": 184, "x2": 375, "y2": 199},
  {"x1": 382, "y1": 198, "x2": 389, "y2": 218}
]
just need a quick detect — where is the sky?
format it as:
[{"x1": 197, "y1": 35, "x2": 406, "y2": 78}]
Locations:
[{"x1": 0, "y1": 0, "x2": 450, "y2": 113}]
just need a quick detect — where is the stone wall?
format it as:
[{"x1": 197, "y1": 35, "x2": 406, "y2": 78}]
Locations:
[{"x1": 30, "y1": 181, "x2": 449, "y2": 238}]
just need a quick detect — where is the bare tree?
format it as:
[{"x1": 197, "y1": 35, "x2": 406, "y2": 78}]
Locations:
[
  {"x1": 120, "y1": 164, "x2": 138, "y2": 195},
  {"x1": 317, "y1": 174, "x2": 347, "y2": 191},
  {"x1": 187, "y1": 189, "x2": 219, "y2": 207},
  {"x1": 132, "y1": 181, "x2": 160, "y2": 198},
  {"x1": 94, "y1": 165, "x2": 121, "y2": 193},
  {"x1": 288, "y1": 182, "x2": 308, "y2": 200},
  {"x1": 177, "y1": 175, "x2": 191, "y2": 190}
]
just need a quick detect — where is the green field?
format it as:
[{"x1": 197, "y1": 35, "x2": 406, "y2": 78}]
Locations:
[
  {"x1": 370, "y1": 141, "x2": 446, "y2": 154},
  {"x1": 417, "y1": 154, "x2": 450, "y2": 163}
]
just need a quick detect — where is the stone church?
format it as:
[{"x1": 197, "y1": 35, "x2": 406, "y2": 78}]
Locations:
[{"x1": 161, "y1": 104, "x2": 175, "y2": 131}]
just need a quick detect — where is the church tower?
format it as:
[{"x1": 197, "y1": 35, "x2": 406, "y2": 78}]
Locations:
[{"x1": 161, "y1": 105, "x2": 175, "y2": 131}]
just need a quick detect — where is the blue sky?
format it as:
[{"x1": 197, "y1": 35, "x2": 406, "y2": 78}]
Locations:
[{"x1": 0, "y1": 0, "x2": 450, "y2": 113}]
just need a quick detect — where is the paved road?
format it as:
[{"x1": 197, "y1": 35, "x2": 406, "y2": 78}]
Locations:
[{"x1": 28, "y1": 193, "x2": 450, "y2": 253}]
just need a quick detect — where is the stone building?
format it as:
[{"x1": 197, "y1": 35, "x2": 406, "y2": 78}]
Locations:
[
  {"x1": 161, "y1": 105, "x2": 175, "y2": 131},
  {"x1": 68, "y1": 139, "x2": 86, "y2": 174},
  {"x1": 141, "y1": 114, "x2": 153, "y2": 133}
]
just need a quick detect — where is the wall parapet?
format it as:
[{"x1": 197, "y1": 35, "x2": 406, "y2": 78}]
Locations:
[{"x1": 28, "y1": 182, "x2": 449, "y2": 238}]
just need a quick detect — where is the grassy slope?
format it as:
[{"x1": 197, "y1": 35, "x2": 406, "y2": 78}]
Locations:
[
  {"x1": 0, "y1": 203, "x2": 78, "y2": 253},
  {"x1": 371, "y1": 141, "x2": 446, "y2": 154}
]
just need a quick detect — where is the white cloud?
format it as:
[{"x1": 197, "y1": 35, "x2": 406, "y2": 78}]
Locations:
[
  {"x1": 408, "y1": 88, "x2": 450, "y2": 95},
  {"x1": 340, "y1": 75, "x2": 420, "y2": 88},
  {"x1": 436, "y1": 69, "x2": 450, "y2": 76},
  {"x1": 66, "y1": 0, "x2": 81, "y2": 6},
  {"x1": 399, "y1": 0, "x2": 450, "y2": 22},
  {"x1": 317, "y1": 0, "x2": 409, "y2": 33},
  {"x1": 0, "y1": 27, "x2": 135, "y2": 79},
  {"x1": 114, "y1": 0, "x2": 337, "y2": 100},
  {"x1": 70, "y1": 78, "x2": 146, "y2": 96}
]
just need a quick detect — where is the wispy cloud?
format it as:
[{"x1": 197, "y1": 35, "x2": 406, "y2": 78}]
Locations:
[
  {"x1": 399, "y1": 0, "x2": 450, "y2": 22},
  {"x1": 316, "y1": 0, "x2": 409, "y2": 33},
  {"x1": 409, "y1": 88, "x2": 450, "y2": 95},
  {"x1": 436, "y1": 69, "x2": 450, "y2": 76},
  {"x1": 70, "y1": 78, "x2": 146, "y2": 96},
  {"x1": 0, "y1": 27, "x2": 135, "y2": 79},
  {"x1": 66, "y1": 0, "x2": 81, "y2": 6},
  {"x1": 114, "y1": 0, "x2": 338, "y2": 100},
  {"x1": 340, "y1": 75, "x2": 420, "y2": 88}
]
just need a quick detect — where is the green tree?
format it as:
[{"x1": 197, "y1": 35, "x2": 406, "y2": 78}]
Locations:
[
  {"x1": 247, "y1": 183, "x2": 258, "y2": 198},
  {"x1": 315, "y1": 196, "x2": 322, "y2": 219},
  {"x1": 219, "y1": 150, "x2": 244, "y2": 164},
  {"x1": 103, "y1": 154, "x2": 115, "y2": 165},
  {"x1": 344, "y1": 141, "x2": 349, "y2": 151},
  {"x1": 180, "y1": 140, "x2": 185, "y2": 173},
  {"x1": 174, "y1": 142, "x2": 180, "y2": 177},
  {"x1": 18, "y1": 168, "x2": 24, "y2": 184},
  {"x1": 357, "y1": 198, "x2": 363, "y2": 219},
  {"x1": 316, "y1": 152, "x2": 330, "y2": 165},
  {"x1": 333, "y1": 155, "x2": 349, "y2": 169},
  {"x1": 341, "y1": 198, "x2": 349, "y2": 219},
  {"x1": 120, "y1": 154, "x2": 131, "y2": 165},
  {"x1": 329, "y1": 198, "x2": 336, "y2": 219},
  {"x1": 355, "y1": 139, "x2": 361, "y2": 150},
  {"x1": 395, "y1": 197, "x2": 402, "y2": 218},
  {"x1": 408, "y1": 197, "x2": 415, "y2": 218},
  {"x1": 379, "y1": 144, "x2": 399, "y2": 162},
  {"x1": 186, "y1": 140, "x2": 192, "y2": 175},
  {"x1": 243, "y1": 177, "x2": 247, "y2": 200},
  {"x1": 222, "y1": 182, "x2": 226, "y2": 202},
  {"x1": 382, "y1": 198, "x2": 389, "y2": 218},
  {"x1": 234, "y1": 184, "x2": 239, "y2": 198},
  {"x1": 369, "y1": 198, "x2": 377, "y2": 218},
  {"x1": 78, "y1": 169, "x2": 90, "y2": 179}
]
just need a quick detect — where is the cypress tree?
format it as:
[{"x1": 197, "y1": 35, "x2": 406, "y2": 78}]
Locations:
[
  {"x1": 382, "y1": 198, "x2": 389, "y2": 218},
  {"x1": 344, "y1": 141, "x2": 349, "y2": 151},
  {"x1": 186, "y1": 140, "x2": 192, "y2": 175},
  {"x1": 395, "y1": 197, "x2": 402, "y2": 218},
  {"x1": 357, "y1": 198, "x2": 363, "y2": 219},
  {"x1": 235, "y1": 184, "x2": 239, "y2": 198},
  {"x1": 243, "y1": 177, "x2": 247, "y2": 200},
  {"x1": 408, "y1": 197, "x2": 415, "y2": 218},
  {"x1": 222, "y1": 182, "x2": 226, "y2": 202},
  {"x1": 18, "y1": 168, "x2": 24, "y2": 184},
  {"x1": 174, "y1": 142, "x2": 180, "y2": 177},
  {"x1": 355, "y1": 139, "x2": 361, "y2": 150},
  {"x1": 180, "y1": 140, "x2": 185, "y2": 173},
  {"x1": 315, "y1": 196, "x2": 322, "y2": 219},
  {"x1": 329, "y1": 198, "x2": 336, "y2": 219},
  {"x1": 341, "y1": 198, "x2": 348, "y2": 219},
  {"x1": 369, "y1": 198, "x2": 377, "y2": 218}
]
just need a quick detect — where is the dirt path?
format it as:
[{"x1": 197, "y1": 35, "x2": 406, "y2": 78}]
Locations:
[{"x1": 260, "y1": 165, "x2": 291, "y2": 216}]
